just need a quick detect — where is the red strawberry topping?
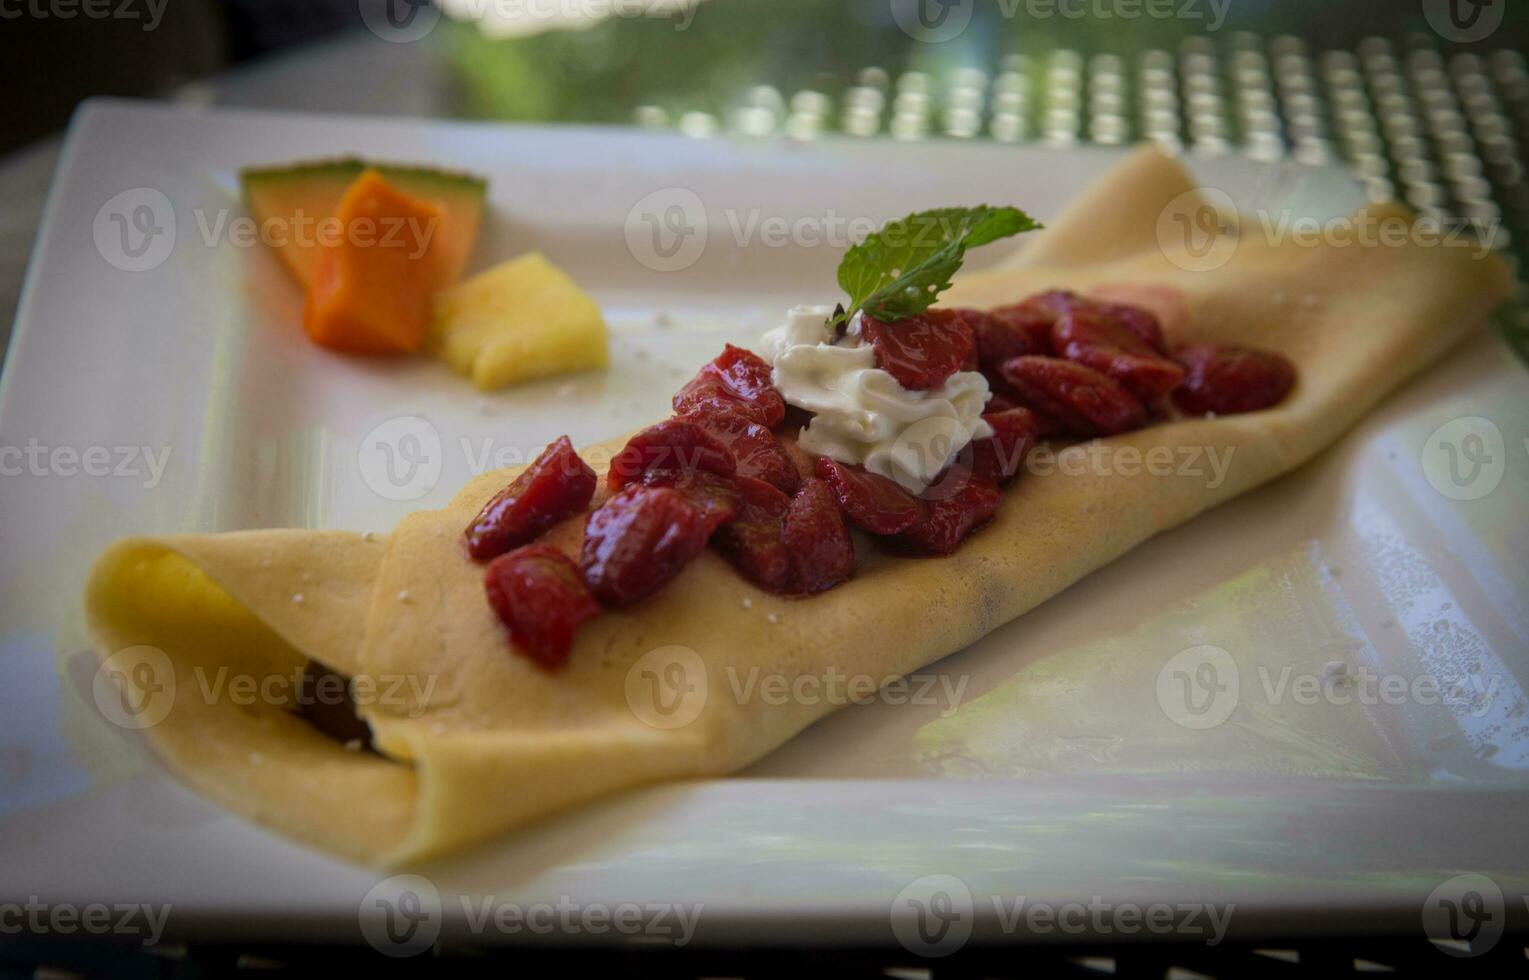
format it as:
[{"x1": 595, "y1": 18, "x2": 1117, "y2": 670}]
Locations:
[
  {"x1": 968, "y1": 408, "x2": 1039, "y2": 485},
  {"x1": 581, "y1": 486, "x2": 720, "y2": 606},
  {"x1": 607, "y1": 418, "x2": 736, "y2": 492},
  {"x1": 1051, "y1": 306, "x2": 1185, "y2": 401},
  {"x1": 464, "y1": 436, "x2": 597, "y2": 561},
  {"x1": 484, "y1": 544, "x2": 601, "y2": 668},
  {"x1": 681, "y1": 407, "x2": 800, "y2": 493},
  {"x1": 1172, "y1": 345, "x2": 1296, "y2": 417},
  {"x1": 782, "y1": 477, "x2": 855, "y2": 594},
  {"x1": 898, "y1": 468, "x2": 1003, "y2": 555},
  {"x1": 673, "y1": 344, "x2": 785, "y2": 428},
  {"x1": 815, "y1": 456, "x2": 924, "y2": 536},
  {"x1": 999, "y1": 355, "x2": 1148, "y2": 437},
  {"x1": 712, "y1": 476, "x2": 793, "y2": 592},
  {"x1": 861, "y1": 309, "x2": 976, "y2": 391}
]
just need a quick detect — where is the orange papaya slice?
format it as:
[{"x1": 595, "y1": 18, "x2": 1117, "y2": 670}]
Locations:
[{"x1": 302, "y1": 169, "x2": 447, "y2": 355}]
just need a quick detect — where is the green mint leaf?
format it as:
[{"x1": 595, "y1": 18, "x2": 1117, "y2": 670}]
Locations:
[{"x1": 835, "y1": 206, "x2": 1041, "y2": 326}]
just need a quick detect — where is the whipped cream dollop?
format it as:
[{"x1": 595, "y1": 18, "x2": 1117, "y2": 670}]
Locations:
[{"x1": 760, "y1": 304, "x2": 992, "y2": 494}]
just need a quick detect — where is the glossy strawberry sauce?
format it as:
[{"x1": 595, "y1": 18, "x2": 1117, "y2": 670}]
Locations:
[
  {"x1": 464, "y1": 436, "x2": 596, "y2": 561},
  {"x1": 468, "y1": 292, "x2": 1296, "y2": 667}
]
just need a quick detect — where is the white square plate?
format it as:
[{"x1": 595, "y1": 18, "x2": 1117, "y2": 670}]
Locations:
[{"x1": 1, "y1": 99, "x2": 1526, "y2": 947}]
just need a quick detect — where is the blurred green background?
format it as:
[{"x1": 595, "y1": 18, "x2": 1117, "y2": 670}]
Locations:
[
  {"x1": 431, "y1": 0, "x2": 1529, "y2": 364},
  {"x1": 438, "y1": 0, "x2": 1526, "y2": 124},
  {"x1": 0, "y1": 0, "x2": 1525, "y2": 356}
]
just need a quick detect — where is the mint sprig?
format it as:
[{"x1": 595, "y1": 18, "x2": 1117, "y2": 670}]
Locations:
[{"x1": 833, "y1": 206, "x2": 1041, "y2": 327}]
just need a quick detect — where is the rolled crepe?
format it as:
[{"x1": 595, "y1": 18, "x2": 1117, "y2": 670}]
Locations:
[{"x1": 85, "y1": 148, "x2": 1513, "y2": 864}]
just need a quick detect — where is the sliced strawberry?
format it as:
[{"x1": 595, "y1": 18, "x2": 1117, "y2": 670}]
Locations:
[
  {"x1": 970, "y1": 290, "x2": 1088, "y2": 386},
  {"x1": 861, "y1": 309, "x2": 976, "y2": 391},
  {"x1": 1011, "y1": 289, "x2": 1170, "y2": 353},
  {"x1": 966, "y1": 304, "x2": 1051, "y2": 370},
  {"x1": 1052, "y1": 306, "x2": 1185, "y2": 401},
  {"x1": 1024, "y1": 289, "x2": 1084, "y2": 319},
  {"x1": 465, "y1": 436, "x2": 597, "y2": 561},
  {"x1": 485, "y1": 544, "x2": 601, "y2": 668},
  {"x1": 681, "y1": 407, "x2": 800, "y2": 493},
  {"x1": 985, "y1": 382, "x2": 1063, "y2": 441},
  {"x1": 1173, "y1": 345, "x2": 1296, "y2": 417},
  {"x1": 782, "y1": 477, "x2": 855, "y2": 594},
  {"x1": 674, "y1": 344, "x2": 785, "y2": 428},
  {"x1": 1092, "y1": 300, "x2": 1169, "y2": 353},
  {"x1": 581, "y1": 486, "x2": 719, "y2": 606},
  {"x1": 639, "y1": 467, "x2": 742, "y2": 527},
  {"x1": 607, "y1": 418, "x2": 735, "y2": 491},
  {"x1": 1090, "y1": 283, "x2": 1191, "y2": 339},
  {"x1": 712, "y1": 477, "x2": 792, "y2": 592},
  {"x1": 999, "y1": 356, "x2": 1147, "y2": 437},
  {"x1": 898, "y1": 468, "x2": 1003, "y2": 555},
  {"x1": 815, "y1": 456, "x2": 924, "y2": 536},
  {"x1": 969, "y1": 408, "x2": 1039, "y2": 485}
]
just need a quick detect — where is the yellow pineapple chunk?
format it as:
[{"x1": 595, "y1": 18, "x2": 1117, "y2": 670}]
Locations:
[{"x1": 430, "y1": 252, "x2": 608, "y2": 390}]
